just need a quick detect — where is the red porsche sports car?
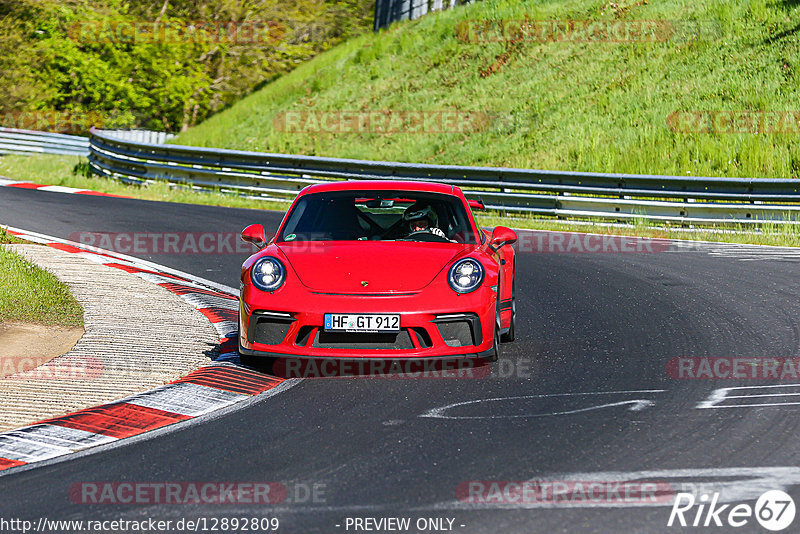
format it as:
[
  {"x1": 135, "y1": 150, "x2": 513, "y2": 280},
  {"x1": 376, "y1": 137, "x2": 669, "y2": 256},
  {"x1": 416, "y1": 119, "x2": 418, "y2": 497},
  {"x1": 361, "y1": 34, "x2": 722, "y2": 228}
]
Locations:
[{"x1": 238, "y1": 180, "x2": 517, "y2": 361}]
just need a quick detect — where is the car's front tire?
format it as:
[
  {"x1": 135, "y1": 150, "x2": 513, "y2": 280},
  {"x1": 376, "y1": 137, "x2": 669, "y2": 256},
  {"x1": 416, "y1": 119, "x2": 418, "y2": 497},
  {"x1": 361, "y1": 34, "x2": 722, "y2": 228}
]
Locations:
[
  {"x1": 501, "y1": 297, "x2": 516, "y2": 342},
  {"x1": 487, "y1": 313, "x2": 501, "y2": 362},
  {"x1": 501, "y1": 262, "x2": 516, "y2": 343}
]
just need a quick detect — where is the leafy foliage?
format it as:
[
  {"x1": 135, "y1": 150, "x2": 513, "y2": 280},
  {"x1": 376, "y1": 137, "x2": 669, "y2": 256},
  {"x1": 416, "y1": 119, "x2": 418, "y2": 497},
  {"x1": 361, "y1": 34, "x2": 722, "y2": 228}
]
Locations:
[{"x1": 0, "y1": 0, "x2": 373, "y2": 132}]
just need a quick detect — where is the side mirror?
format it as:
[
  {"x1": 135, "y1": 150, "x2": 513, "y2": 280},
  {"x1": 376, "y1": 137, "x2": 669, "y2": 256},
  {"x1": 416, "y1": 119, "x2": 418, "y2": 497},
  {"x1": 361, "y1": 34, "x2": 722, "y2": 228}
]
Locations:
[
  {"x1": 241, "y1": 224, "x2": 267, "y2": 249},
  {"x1": 489, "y1": 226, "x2": 517, "y2": 250},
  {"x1": 467, "y1": 199, "x2": 485, "y2": 211}
]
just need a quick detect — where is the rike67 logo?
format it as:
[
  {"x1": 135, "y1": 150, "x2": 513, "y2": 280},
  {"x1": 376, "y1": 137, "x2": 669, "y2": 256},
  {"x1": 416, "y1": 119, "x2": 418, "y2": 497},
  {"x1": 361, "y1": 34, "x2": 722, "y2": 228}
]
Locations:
[{"x1": 668, "y1": 490, "x2": 795, "y2": 531}]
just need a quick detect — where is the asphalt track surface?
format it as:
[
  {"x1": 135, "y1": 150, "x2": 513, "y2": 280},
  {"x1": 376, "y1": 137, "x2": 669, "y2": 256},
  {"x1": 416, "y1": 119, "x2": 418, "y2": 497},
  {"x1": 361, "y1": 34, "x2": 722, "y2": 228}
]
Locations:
[{"x1": 2, "y1": 186, "x2": 800, "y2": 533}]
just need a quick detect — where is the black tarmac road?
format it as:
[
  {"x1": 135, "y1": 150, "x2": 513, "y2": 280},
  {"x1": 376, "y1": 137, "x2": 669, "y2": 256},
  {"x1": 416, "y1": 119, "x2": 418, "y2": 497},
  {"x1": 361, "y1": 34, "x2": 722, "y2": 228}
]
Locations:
[{"x1": 2, "y1": 186, "x2": 800, "y2": 533}]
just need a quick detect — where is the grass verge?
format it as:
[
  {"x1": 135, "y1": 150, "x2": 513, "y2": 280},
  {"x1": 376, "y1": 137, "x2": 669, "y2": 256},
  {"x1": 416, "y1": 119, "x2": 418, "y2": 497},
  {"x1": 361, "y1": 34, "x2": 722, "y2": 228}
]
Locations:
[
  {"x1": 0, "y1": 244, "x2": 84, "y2": 327},
  {"x1": 0, "y1": 226, "x2": 26, "y2": 245}
]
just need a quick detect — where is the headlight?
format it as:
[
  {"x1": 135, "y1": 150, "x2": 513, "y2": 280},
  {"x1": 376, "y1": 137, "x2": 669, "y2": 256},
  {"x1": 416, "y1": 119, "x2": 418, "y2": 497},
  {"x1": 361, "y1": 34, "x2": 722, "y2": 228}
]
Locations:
[
  {"x1": 251, "y1": 257, "x2": 286, "y2": 292},
  {"x1": 448, "y1": 258, "x2": 484, "y2": 294}
]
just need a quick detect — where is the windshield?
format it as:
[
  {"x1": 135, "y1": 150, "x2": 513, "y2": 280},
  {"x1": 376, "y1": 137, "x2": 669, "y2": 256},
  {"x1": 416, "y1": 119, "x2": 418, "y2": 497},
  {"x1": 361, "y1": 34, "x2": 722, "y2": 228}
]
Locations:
[{"x1": 278, "y1": 190, "x2": 478, "y2": 244}]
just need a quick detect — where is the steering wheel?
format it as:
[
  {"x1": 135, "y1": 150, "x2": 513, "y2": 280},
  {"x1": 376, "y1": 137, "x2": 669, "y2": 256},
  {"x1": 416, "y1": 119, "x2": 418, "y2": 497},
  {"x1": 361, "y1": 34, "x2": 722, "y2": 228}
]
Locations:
[{"x1": 400, "y1": 231, "x2": 451, "y2": 243}]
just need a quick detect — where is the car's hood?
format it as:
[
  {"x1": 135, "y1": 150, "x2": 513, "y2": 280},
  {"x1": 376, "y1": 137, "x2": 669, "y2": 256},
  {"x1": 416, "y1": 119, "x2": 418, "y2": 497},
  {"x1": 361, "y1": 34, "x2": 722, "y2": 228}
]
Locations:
[{"x1": 277, "y1": 241, "x2": 472, "y2": 293}]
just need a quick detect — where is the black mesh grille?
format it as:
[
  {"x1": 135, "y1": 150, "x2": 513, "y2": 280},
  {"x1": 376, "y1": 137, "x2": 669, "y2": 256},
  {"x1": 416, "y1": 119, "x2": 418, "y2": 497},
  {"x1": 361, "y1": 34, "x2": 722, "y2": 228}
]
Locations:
[
  {"x1": 312, "y1": 329, "x2": 414, "y2": 350},
  {"x1": 249, "y1": 314, "x2": 294, "y2": 345},
  {"x1": 436, "y1": 321, "x2": 474, "y2": 347}
]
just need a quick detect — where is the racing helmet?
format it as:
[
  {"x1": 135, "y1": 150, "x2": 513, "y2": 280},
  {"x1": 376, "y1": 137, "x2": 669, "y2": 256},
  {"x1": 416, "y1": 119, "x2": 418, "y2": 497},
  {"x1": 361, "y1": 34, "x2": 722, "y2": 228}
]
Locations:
[{"x1": 403, "y1": 204, "x2": 438, "y2": 229}]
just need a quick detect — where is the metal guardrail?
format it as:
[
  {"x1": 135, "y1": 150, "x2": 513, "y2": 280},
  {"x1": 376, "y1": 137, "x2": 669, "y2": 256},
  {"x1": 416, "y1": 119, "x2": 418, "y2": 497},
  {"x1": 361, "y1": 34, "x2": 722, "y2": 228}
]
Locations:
[
  {"x1": 374, "y1": 0, "x2": 474, "y2": 31},
  {"x1": 0, "y1": 128, "x2": 89, "y2": 156},
  {"x1": 0, "y1": 128, "x2": 175, "y2": 157},
  {"x1": 88, "y1": 128, "x2": 800, "y2": 224},
  {"x1": 98, "y1": 129, "x2": 175, "y2": 145}
]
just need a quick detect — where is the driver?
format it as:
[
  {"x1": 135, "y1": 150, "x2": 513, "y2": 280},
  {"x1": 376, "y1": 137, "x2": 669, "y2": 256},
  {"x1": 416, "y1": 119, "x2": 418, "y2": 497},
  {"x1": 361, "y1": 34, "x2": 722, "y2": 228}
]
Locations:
[{"x1": 403, "y1": 204, "x2": 447, "y2": 238}]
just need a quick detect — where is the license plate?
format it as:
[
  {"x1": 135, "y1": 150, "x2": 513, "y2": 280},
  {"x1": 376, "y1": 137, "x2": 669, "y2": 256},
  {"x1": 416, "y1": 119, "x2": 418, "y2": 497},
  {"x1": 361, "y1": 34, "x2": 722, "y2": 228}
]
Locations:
[{"x1": 324, "y1": 313, "x2": 400, "y2": 333}]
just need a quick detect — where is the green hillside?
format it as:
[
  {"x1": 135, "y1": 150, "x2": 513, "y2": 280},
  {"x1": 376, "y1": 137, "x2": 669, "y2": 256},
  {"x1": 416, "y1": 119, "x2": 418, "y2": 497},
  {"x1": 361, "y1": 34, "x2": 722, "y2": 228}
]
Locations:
[{"x1": 174, "y1": 0, "x2": 800, "y2": 179}]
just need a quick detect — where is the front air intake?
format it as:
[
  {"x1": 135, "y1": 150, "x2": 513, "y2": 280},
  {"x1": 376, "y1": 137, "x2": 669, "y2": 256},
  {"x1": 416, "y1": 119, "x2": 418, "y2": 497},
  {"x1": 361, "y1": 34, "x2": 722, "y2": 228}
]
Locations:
[
  {"x1": 248, "y1": 311, "x2": 295, "y2": 345},
  {"x1": 433, "y1": 313, "x2": 481, "y2": 347}
]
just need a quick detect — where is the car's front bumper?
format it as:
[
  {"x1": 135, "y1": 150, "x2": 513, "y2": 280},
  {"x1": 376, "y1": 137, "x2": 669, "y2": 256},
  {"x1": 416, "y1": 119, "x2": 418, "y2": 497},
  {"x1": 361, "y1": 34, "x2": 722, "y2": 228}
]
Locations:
[{"x1": 239, "y1": 282, "x2": 497, "y2": 359}]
